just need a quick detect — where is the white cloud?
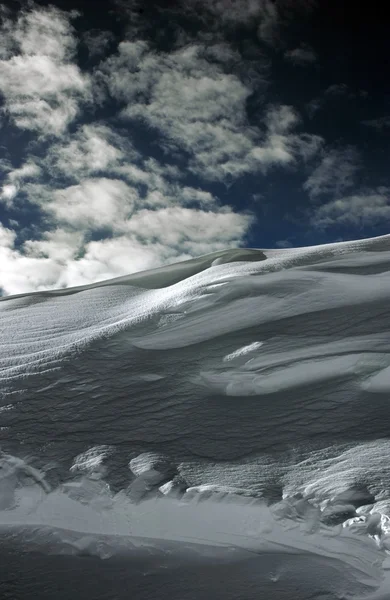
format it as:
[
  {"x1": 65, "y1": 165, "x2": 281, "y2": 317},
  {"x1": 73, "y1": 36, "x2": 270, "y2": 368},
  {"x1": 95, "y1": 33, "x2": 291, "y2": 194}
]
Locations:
[
  {"x1": 0, "y1": 2, "x2": 327, "y2": 297},
  {"x1": 0, "y1": 6, "x2": 91, "y2": 135},
  {"x1": 284, "y1": 45, "x2": 317, "y2": 65},
  {"x1": 0, "y1": 126, "x2": 252, "y2": 296},
  {"x1": 45, "y1": 178, "x2": 138, "y2": 230},
  {"x1": 0, "y1": 223, "x2": 63, "y2": 296},
  {"x1": 275, "y1": 239, "x2": 293, "y2": 248},
  {"x1": 311, "y1": 189, "x2": 390, "y2": 229},
  {"x1": 56, "y1": 237, "x2": 163, "y2": 289},
  {"x1": 0, "y1": 160, "x2": 42, "y2": 206},
  {"x1": 8, "y1": 162, "x2": 42, "y2": 183},
  {"x1": 24, "y1": 229, "x2": 84, "y2": 262},
  {"x1": 0, "y1": 184, "x2": 18, "y2": 206},
  {"x1": 0, "y1": 223, "x2": 16, "y2": 248},
  {"x1": 0, "y1": 203, "x2": 252, "y2": 295},
  {"x1": 100, "y1": 43, "x2": 321, "y2": 181},
  {"x1": 303, "y1": 147, "x2": 358, "y2": 199},
  {"x1": 123, "y1": 206, "x2": 252, "y2": 250},
  {"x1": 47, "y1": 124, "x2": 130, "y2": 178},
  {"x1": 250, "y1": 106, "x2": 323, "y2": 168}
]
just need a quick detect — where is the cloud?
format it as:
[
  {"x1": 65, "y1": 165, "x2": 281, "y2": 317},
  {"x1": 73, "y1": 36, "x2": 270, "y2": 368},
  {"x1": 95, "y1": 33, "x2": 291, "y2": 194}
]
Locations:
[
  {"x1": 284, "y1": 44, "x2": 317, "y2": 65},
  {"x1": 311, "y1": 189, "x2": 390, "y2": 229},
  {"x1": 306, "y1": 84, "x2": 368, "y2": 118},
  {"x1": 0, "y1": 6, "x2": 91, "y2": 136},
  {"x1": 44, "y1": 178, "x2": 138, "y2": 230},
  {"x1": 250, "y1": 105, "x2": 323, "y2": 167},
  {"x1": 0, "y1": 160, "x2": 42, "y2": 206},
  {"x1": 0, "y1": 3, "x2": 327, "y2": 296},
  {"x1": 0, "y1": 223, "x2": 16, "y2": 248},
  {"x1": 123, "y1": 206, "x2": 252, "y2": 252},
  {"x1": 100, "y1": 42, "x2": 321, "y2": 181},
  {"x1": 0, "y1": 184, "x2": 18, "y2": 206},
  {"x1": 177, "y1": 0, "x2": 313, "y2": 48},
  {"x1": 178, "y1": 0, "x2": 279, "y2": 40},
  {"x1": 275, "y1": 239, "x2": 293, "y2": 248},
  {"x1": 46, "y1": 124, "x2": 131, "y2": 180},
  {"x1": 303, "y1": 147, "x2": 359, "y2": 200},
  {"x1": 0, "y1": 222, "x2": 63, "y2": 296},
  {"x1": 361, "y1": 116, "x2": 390, "y2": 131},
  {"x1": 0, "y1": 204, "x2": 252, "y2": 295},
  {"x1": 82, "y1": 29, "x2": 114, "y2": 59},
  {"x1": 201, "y1": 0, "x2": 272, "y2": 25},
  {"x1": 24, "y1": 229, "x2": 84, "y2": 262},
  {"x1": 256, "y1": 0, "x2": 280, "y2": 46},
  {"x1": 325, "y1": 83, "x2": 349, "y2": 96}
]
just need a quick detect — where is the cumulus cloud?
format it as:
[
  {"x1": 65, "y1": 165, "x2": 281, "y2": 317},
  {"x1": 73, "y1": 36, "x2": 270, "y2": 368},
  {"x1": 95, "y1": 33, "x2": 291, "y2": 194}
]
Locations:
[
  {"x1": 284, "y1": 44, "x2": 317, "y2": 65},
  {"x1": 0, "y1": 184, "x2": 18, "y2": 206},
  {"x1": 303, "y1": 147, "x2": 359, "y2": 200},
  {"x1": 100, "y1": 42, "x2": 321, "y2": 181},
  {"x1": 0, "y1": 161, "x2": 42, "y2": 206},
  {"x1": 0, "y1": 2, "x2": 330, "y2": 297},
  {"x1": 0, "y1": 6, "x2": 91, "y2": 135},
  {"x1": 123, "y1": 206, "x2": 252, "y2": 251},
  {"x1": 250, "y1": 105, "x2": 322, "y2": 168},
  {"x1": 45, "y1": 178, "x2": 137, "y2": 230},
  {"x1": 0, "y1": 204, "x2": 252, "y2": 295},
  {"x1": 24, "y1": 229, "x2": 84, "y2": 262},
  {"x1": 311, "y1": 189, "x2": 390, "y2": 229},
  {"x1": 46, "y1": 124, "x2": 131, "y2": 179},
  {"x1": 0, "y1": 223, "x2": 63, "y2": 296}
]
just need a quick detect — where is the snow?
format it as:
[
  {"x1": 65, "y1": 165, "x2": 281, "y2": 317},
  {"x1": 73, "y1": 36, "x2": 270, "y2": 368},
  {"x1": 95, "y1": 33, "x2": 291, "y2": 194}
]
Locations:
[
  {"x1": 0, "y1": 480, "x2": 385, "y2": 599},
  {"x1": 1, "y1": 234, "x2": 390, "y2": 598}
]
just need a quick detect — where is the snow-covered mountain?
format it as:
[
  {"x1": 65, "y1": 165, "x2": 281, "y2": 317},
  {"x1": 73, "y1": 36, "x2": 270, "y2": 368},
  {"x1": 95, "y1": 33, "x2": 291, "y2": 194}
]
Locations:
[{"x1": 1, "y1": 235, "x2": 390, "y2": 599}]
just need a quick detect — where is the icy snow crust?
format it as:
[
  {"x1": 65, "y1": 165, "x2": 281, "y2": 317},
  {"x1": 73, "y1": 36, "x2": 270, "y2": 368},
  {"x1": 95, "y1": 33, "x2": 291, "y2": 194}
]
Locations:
[{"x1": 2, "y1": 236, "x2": 390, "y2": 598}]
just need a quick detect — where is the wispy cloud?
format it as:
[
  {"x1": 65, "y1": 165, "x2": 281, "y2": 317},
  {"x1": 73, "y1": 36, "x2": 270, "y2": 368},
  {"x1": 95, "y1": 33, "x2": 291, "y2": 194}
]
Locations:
[
  {"x1": 306, "y1": 84, "x2": 368, "y2": 118},
  {"x1": 179, "y1": 0, "x2": 279, "y2": 43},
  {"x1": 275, "y1": 239, "x2": 293, "y2": 248},
  {"x1": 82, "y1": 29, "x2": 114, "y2": 59},
  {"x1": 45, "y1": 124, "x2": 132, "y2": 180},
  {"x1": 100, "y1": 42, "x2": 321, "y2": 181},
  {"x1": 0, "y1": 203, "x2": 253, "y2": 295},
  {"x1": 361, "y1": 116, "x2": 390, "y2": 131},
  {"x1": 1, "y1": 0, "x2": 379, "y2": 297},
  {"x1": 178, "y1": 0, "x2": 316, "y2": 48},
  {"x1": 284, "y1": 44, "x2": 317, "y2": 66},
  {"x1": 0, "y1": 2, "x2": 255, "y2": 298},
  {"x1": 0, "y1": 161, "x2": 42, "y2": 207},
  {"x1": 303, "y1": 147, "x2": 359, "y2": 200},
  {"x1": 311, "y1": 188, "x2": 390, "y2": 229},
  {"x1": 0, "y1": 6, "x2": 91, "y2": 136}
]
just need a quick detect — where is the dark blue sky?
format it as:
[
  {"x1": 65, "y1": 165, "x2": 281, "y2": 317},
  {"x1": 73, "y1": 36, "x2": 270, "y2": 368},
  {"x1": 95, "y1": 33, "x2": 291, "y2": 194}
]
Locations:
[{"x1": 0, "y1": 0, "x2": 389, "y2": 294}]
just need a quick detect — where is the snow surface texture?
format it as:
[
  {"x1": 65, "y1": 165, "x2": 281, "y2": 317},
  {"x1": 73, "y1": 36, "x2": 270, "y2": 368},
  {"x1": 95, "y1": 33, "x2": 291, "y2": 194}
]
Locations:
[{"x1": 2, "y1": 237, "x2": 390, "y2": 598}]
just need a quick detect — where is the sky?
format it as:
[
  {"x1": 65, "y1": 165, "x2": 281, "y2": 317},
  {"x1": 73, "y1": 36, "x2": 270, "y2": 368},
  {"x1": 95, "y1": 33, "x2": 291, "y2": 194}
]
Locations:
[{"x1": 0, "y1": 0, "x2": 389, "y2": 295}]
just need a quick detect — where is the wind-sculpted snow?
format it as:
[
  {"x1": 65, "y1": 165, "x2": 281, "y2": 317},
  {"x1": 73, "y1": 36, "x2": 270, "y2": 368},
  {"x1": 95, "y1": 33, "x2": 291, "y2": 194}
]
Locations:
[{"x1": 2, "y1": 236, "x2": 390, "y2": 599}]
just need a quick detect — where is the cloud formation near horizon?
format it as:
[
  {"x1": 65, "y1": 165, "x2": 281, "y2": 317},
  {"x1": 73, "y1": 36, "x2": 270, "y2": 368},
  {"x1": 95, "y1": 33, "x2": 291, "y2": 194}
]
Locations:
[
  {"x1": 0, "y1": 1, "x2": 388, "y2": 296},
  {"x1": 0, "y1": 5, "x2": 257, "y2": 295}
]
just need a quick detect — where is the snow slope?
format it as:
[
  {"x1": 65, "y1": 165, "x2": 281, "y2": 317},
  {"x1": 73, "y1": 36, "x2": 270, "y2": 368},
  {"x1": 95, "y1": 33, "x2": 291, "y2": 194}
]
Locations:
[{"x1": 1, "y1": 235, "x2": 390, "y2": 599}]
